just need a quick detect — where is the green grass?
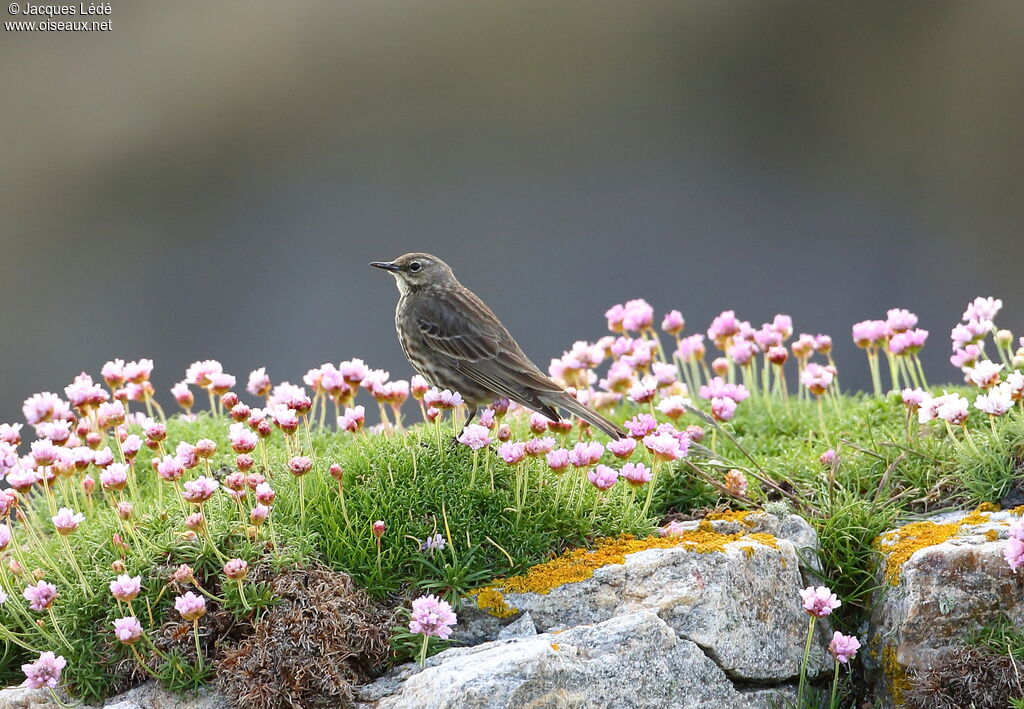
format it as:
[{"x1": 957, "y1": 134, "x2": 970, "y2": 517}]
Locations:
[{"x1": 1, "y1": 390, "x2": 1023, "y2": 700}]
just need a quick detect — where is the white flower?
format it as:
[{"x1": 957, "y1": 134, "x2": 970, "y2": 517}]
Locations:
[
  {"x1": 967, "y1": 360, "x2": 1004, "y2": 389},
  {"x1": 975, "y1": 385, "x2": 1013, "y2": 417}
]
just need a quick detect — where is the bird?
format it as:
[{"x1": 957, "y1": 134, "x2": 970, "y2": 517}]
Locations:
[{"x1": 370, "y1": 253, "x2": 625, "y2": 439}]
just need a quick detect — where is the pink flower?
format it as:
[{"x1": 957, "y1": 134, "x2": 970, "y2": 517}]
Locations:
[
  {"x1": 102, "y1": 359, "x2": 127, "y2": 387},
  {"x1": 606, "y1": 437, "x2": 637, "y2": 459},
  {"x1": 605, "y1": 303, "x2": 626, "y2": 332},
  {"x1": 93, "y1": 447, "x2": 114, "y2": 468},
  {"x1": 287, "y1": 456, "x2": 313, "y2": 476},
  {"x1": 175, "y1": 441, "x2": 198, "y2": 469},
  {"x1": 643, "y1": 431, "x2": 689, "y2": 461},
  {"x1": 819, "y1": 449, "x2": 837, "y2": 466},
  {"x1": 963, "y1": 296, "x2": 1002, "y2": 324},
  {"x1": 707, "y1": 310, "x2": 741, "y2": 347},
  {"x1": 976, "y1": 387, "x2": 1013, "y2": 417},
  {"x1": 662, "y1": 310, "x2": 685, "y2": 335},
  {"x1": 228, "y1": 423, "x2": 258, "y2": 453},
  {"x1": 587, "y1": 465, "x2": 618, "y2": 491},
  {"x1": 546, "y1": 448, "x2": 571, "y2": 472},
  {"x1": 885, "y1": 308, "x2": 918, "y2": 334},
  {"x1": 901, "y1": 388, "x2": 927, "y2": 409},
  {"x1": 800, "y1": 586, "x2": 841, "y2": 617},
  {"x1": 800, "y1": 363, "x2": 836, "y2": 395},
  {"x1": 935, "y1": 393, "x2": 970, "y2": 425},
  {"x1": 767, "y1": 346, "x2": 788, "y2": 365},
  {"x1": 950, "y1": 345, "x2": 981, "y2": 370},
  {"x1": 710, "y1": 397, "x2": 737, "y2": 422},
  {"x1": 423, "y1": 388, "x2": 463, "y2": 410},
  {"x1": 23, "y1": 580, "x2": 58, "y2": 612},
  {"x1": 0, "y1": 524, "x2": 10, "y2": 551},
  {"x1": 675, "y1": 334, "x2": 706, "y2": 363},
  {"x1": 372, "y1": 520, "x2": 386, "y2": 539},
  {"x1": 660, "y1": 520, "x2": 688, "y2": 537},
  {"x1": 155, "y1": 455, "x2": 184, "y2": 482},
  {"x1": 223, "y1": 558, "x2": 249, "y2": 580},
  {"x1": 727, "y1": 340, "x2": 758, "y2": 366},
  {"x1": 828, "y1": 632, "x2": 861, "y2": 664},
  {"x1": 967, "y1": 360, "x2": 1003, "y2": 389},
  {"x1": 792, "y1": 334, "x2": 815, "y2": 359},
  {"x1": 338, "y1": 405, "x2": 366, "y2": 433},
  {"x1": 524, "y1": 436, "x2": 555, "y2": 457},
  {"x1": 624, "y1": 414, "x2": 658, "y2": 439},
  {"x1": 620, "y1": 299, "x2": 654, "y2": 332},
  {"x1": 174, "y1": 591, "x2": 206, "y2": 621},
  {"x1": 724, "y1": 469, "x2": 748, "y2": 496},
  {"x1": 30, "y1": 439, "x2": 59, "y2": 466},
  {"x1": 51, "y1": 507, "x2": 84, "y2": 536},
  {"x1": 181, "y1": 476, "x2": 219, "y2": 504},
  {"x1": 497, "y1": 442, "x2": 526, "y2": 465},
  {"x1": 568, "y1": 441, "x2": 604, "y2": 468},
  {"x1": 408, "y1": 594, "x2": 457, "y2": 639},
  {"x1": 254, "y1": 482, "x2": 276, "y2": 505},
  {"x1": 250, "y1": 504, "x2": 270, "y2": 526},
  {"x1": 457, "y1": 424, "x2": 491, "y2": 450},
  {"x1": 698, "y1": 377, "x2": 749, "y2": 403},
  {"x1": 620, "y1": 462, "x2": 652, "y2": 487},
  {"x1": 1006, "y1": 537, "x2": 1024, "y2": 571},
  {"x1": 247, "y1": 368, "x2": 272, "y2": 397},
  {"x1": 628, "y1": 376, "x2": 659, "y2": 404},
  {"x1": 21, "y1": 651, "x2": 66, "y2": 689},
  {"x1": 113, "y1": 616, "x2": 144, "y2": 645},
  {"x1": 851, "y1": 320, "x2": 888, "y2": 349}
]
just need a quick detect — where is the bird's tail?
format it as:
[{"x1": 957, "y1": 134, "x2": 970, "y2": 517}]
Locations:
[{"x1": 544, "y1": 391, "x2": 626, "y2": 440}]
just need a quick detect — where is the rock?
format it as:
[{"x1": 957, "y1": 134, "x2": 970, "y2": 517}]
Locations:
[
  {"x1": 865, "y1": 506, "x2": 1024, "y2": 708},
  {"x1": 0, "y1": 682, "x2": 228, "y2": 709},
  {"x1": 461, "y1": 512, "x2": 831, "y2": 683},
  {"x1": 496, "y1": 611, "x2": 537, "y2": 640},
  {"x1": 356, "y1": 611, "x2": 797, "y2": 709}
]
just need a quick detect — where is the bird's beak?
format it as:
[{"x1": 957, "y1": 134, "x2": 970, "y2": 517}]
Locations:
[{"x1": 370, "y1": 261, "x2": 402, "y2": 273}]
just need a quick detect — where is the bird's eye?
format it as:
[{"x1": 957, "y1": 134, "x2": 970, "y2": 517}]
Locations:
[{"x1": 409, "y1": 262, "x2": 421, "y2": 272}]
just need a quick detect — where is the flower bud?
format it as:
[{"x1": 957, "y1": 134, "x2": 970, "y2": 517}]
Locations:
[
  {"x1": 372, "y1": 520, "x2": 386, "y2": 539},
  {"x1": 111, "y1": 560, "x2": 126, "y2": 573},
  {"x1": 329, "y1": 464, "x2": 344, "y2": 481},
  {"x1": 236, "y1": 453, "x2": 254, "y2": 471},
  {"x1": 221, "y1": 392, "x2": 239, "y2": 410},
  {"x1": 85, "y1": 431, "x2": 103, "y2": 449}
]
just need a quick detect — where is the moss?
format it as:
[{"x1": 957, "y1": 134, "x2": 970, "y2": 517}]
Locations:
[{"x1": 475, "y1": 530, "x2": 779, "y2": 607}]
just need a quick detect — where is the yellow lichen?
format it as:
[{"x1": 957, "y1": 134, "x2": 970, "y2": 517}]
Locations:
[
  {"x1": 985, "y1": 529, "x2": 1000, "y2": 542},
  {"x1": 877, "y1": 521, "x2": 961, "y2": 585},
  {"x1": 472, "y1": 587, "x2": 518, "y2": 618},
  {"x1": 1013, "y1": 505, "x2": 1024, "y2": 517},
  {"x1": 878, "y1": 504, "x2": 1004, "y2": 585},
  {"x1": 475, "y1": 531, "x2": 779, "y2": 603},
  {"x1": 704, "y1": 509, "x2": 755, "y2": 524},
  {"x1": 550, "y1": 643, "x2": 560, "y2": 651},
  {"x1": 882, "y1": 645, "x2": 909, "y2": 707}
]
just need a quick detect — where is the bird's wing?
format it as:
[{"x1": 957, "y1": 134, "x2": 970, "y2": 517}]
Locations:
[{"x1": 411, "y1": 287, "x2": 564, "y2": 405}]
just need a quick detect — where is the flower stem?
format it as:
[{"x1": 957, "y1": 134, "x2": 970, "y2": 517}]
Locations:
[{"x1": 796, "y1": 616, "x2": 816, "y2": 705}]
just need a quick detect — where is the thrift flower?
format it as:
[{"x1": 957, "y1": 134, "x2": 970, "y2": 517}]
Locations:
[
  {"x1": 457, "y1": 424, "x2": 491, "y2": 450},
  {"x1": 51, "y1": 508, "x2": 84, "y2": 536},
  {"x1": 800, "y1": 586, "x2": 840, "y2": 617},
  {"x1": 113, "y1": 616, "x2": 144, "y2": 645},
  {"x1": 175, "y1": 591, "x2": 207, "y2": 621},
  {"x1": 662, "y1": 310, "x2": 685, "y2": 335},
  {"x1": 181, "y1": 476, "x2": 219, "y2": 504},
  {"x1": 409, "y1": 594, "x2": 457, "y2": 639},
  {"x1": 287, "y1": 456, "x2": 313, "y2": 476},
  {"x1": 0, "y1": 524, "x2": 10, "y2": 552},
  {"x1": 976, "y1": 387, "x2": 1013, "y2": 417},
  {"x1": 587, "y1": 465, "x2": 618, "y2": 490},
  {"x1": 657, "y1": 395, "x2": 690, "y2": 420},
  {"x1": 546, "y1": 448, "x2": 570, "y2": 472},
  {"x1": 800, "y1": 363, "x2": 836, "y2": 395},
  {"x1": 21, "y1": 652, "x2": 66, "y2": 690},
  {"x1": 606, "y1": 437, "x2": 637, "y2": 459},
  {"x1": 967, "y1": 360, "x2": 1004, "y2": 389},
  {"x1": 100, "y1": 463, "x2": 129, "y2": 491},
  {"x1": 710, "y1": 397, "x2": 737, "y2": 422},
  {"x1": 620, "y1": 462, "x2": 652, "y2": 486},
  {"x1": 524, "y1": 436, "x2": 555, "y2": 457},
  {"x1": 498, "y1": 441, "x2": 526, "y2": 465},
  {"x1": 568, "y1": 441, "x2": 604, "y2": 468},
  {"x1": 23, "y1": 580, "x2": 58, "y2": 611},
  {"x1": 250, "y1": 504, "x2": 270, "y2": 526},
  {"x1": 828, "y1": 632, "x2": 861, "y2": 664},
  {"x1": 724, "y1": 469, "x2": 748, "y2": 496},
  {"x1": 624, "y1": 413, "x2": 658, "y2": 439},
  {"x1": 223, "y1": 558, "x2": 249, "y2": 580},
  {"x1": 643, "y1": 431, "x2": 688, "y2": 461},
  {"x1": 372, "y1": 520, "x2": 386, "y2": 539}
]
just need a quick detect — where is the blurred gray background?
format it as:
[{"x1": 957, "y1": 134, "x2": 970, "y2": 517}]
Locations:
[{"x1": 2, "y1": 1, "x2": 1023, "y2": 424}]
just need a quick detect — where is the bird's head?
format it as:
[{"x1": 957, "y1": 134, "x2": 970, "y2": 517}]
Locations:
[{"x1": 370, "y1": 253, "x2": 454, "y2": 294}]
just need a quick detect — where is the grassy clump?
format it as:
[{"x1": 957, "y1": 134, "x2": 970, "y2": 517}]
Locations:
[{"x1": 1, "y1": 386, "x2": 1022, "y2": 703}]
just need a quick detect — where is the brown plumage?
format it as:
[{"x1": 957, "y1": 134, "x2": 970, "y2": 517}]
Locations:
[{"x1": 370, "y1": 253, "x2": 624, "y2": 439}]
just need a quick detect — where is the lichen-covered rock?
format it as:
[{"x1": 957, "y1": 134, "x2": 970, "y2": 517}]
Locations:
[
  {"x1": 0, "y1": 682, "x2": 228, "y2": 709},
  {"x1": 460, "y1": 511, "x2": 831, "y2": 683},
  {"x1": 865, "y1": 506, "x2": 1024, "y2": 708},
  {"x1": 356, "y1": 611, "x2": 796, "y2": 709}
]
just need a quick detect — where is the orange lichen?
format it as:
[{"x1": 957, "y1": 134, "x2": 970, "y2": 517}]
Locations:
[
  {"x1": 878, "y1": 504, "x2": 1001, "y2": 585},
  {"x1": 474, "y1": 531, "x2": 779, "y2": 612},
  {"x1": 550, "y1": 643, "x2": 560, "y2": 651}
]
